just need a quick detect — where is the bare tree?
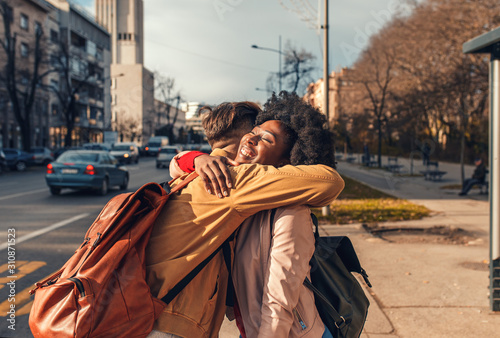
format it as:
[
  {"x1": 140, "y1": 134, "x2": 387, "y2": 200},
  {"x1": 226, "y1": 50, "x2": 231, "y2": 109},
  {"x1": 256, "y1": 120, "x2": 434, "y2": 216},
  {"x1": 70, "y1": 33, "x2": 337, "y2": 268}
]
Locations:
[
  {"x1": 117, "y1": 116, "x2": 140, "y2": 142},
  {"x1": 153, "y1": 73, "x2": 182, "y2": 142},
  {"x1": 0, "y1": 1, "x2": 50, "y2": 151},
  {"x1": 352, "y1": 36, "x2": 396, "y2": 168},
  {"x1": 266, "y1": 41, "x2": 316, "y2": 94},
  {"x1": 49, "y1": 39, "x2": 97, "y2": 147}
]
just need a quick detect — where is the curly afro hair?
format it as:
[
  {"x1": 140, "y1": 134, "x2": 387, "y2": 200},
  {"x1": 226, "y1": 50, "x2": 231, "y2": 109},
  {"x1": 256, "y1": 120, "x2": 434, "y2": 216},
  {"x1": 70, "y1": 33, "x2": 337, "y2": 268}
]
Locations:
[{"x1": 256, "y1": 91, "x2": 336, "y2": 168}]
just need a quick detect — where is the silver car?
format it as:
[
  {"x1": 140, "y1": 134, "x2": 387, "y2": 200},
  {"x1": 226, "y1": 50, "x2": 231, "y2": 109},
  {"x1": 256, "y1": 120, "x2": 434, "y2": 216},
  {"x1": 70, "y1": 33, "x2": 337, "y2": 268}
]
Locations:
[
  {"x1": 156, "y1": 146, "x2": 180, "y2": 169},
  {"x1": 110, "y1": 142, "x2": 139, "y2": 164}
]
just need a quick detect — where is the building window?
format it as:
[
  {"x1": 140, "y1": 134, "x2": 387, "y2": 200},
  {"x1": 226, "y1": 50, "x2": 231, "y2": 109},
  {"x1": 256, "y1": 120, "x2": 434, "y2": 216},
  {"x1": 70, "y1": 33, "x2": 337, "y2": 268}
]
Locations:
[
  {"x1": 87, "y1": 40, "x2": 96, "y2": 57},
  {"x1": 70, "y1": 31, "x2": 86, "y2": 50},
  {"x1": 117, "y1": 33, "x2": 122, "y2": 40},
  {"x1": 96, "y1": 47, "x2": 103, "y2": 61},
  {"x1": 20, "y1": 43, "x2": 29, "y2": 57},
  {"x1": 20, "y1": 13, "x2": 29, "y2": 30},
  {"x1": 50, "y1": 29, "x2": 58, "y2": 43}
]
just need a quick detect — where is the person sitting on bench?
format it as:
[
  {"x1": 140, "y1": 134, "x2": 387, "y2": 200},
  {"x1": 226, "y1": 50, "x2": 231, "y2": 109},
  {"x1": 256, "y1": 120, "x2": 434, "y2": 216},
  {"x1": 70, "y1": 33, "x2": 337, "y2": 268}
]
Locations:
[{"x1": 458, "y1": 158, "x2": 487, "y2": 196}]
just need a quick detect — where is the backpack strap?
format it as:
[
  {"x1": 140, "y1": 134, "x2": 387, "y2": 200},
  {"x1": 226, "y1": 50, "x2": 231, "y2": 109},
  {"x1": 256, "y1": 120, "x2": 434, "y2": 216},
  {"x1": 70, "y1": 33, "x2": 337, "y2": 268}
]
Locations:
[
  {"x1": 303, "y1": 277, "x2": 348, "y2": 331},
  {"x1": 161, "y1": 235, "x2": 234, "y2": 305}
]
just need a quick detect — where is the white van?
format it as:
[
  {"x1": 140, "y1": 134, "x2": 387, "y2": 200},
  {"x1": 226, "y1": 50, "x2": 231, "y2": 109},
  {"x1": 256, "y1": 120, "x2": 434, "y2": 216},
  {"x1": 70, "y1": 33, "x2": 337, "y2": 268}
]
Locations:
[{"x1": 144, "y1": 136, "x2": 169, "y2": 156}]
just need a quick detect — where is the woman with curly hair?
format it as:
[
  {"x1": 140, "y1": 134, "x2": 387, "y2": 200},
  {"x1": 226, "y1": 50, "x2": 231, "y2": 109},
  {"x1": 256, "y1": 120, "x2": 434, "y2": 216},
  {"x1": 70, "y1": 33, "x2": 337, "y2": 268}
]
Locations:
[{"x1": 170, "y1": 91, "x2": 338, "y2": 337}]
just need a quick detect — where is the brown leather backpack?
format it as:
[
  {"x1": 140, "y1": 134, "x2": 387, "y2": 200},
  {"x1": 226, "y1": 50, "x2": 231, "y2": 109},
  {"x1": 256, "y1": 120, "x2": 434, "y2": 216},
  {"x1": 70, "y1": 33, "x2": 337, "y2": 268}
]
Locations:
[{"x1": 29, "y1": 176, "x2": 197, "y2": 338}]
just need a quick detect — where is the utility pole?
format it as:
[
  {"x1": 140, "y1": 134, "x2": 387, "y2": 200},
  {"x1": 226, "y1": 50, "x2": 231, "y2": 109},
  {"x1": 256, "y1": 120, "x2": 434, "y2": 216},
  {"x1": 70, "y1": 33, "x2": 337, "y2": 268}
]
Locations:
[
  {"x1": 279, "y1": 35, "x2": 282, "y2": 92},
  {"x1": 322, "y1": 0, "x2": 330, "y2": 217}
]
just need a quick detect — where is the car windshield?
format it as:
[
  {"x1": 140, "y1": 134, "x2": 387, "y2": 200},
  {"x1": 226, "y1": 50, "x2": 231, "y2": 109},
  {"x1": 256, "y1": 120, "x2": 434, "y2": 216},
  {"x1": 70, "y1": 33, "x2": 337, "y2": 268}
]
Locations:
[
  {"x1": 148, "y1": 142, "x2": 161, "y2": 147},
  {"x1": 112, "y1": 145, "x2": 132, "y2": 151},
  {"x1": 57, "y1": 152, "x2": 99, "y2": 163},
  {"x1": 161, "y1": 148, "x2": 177, "y2": 154}
]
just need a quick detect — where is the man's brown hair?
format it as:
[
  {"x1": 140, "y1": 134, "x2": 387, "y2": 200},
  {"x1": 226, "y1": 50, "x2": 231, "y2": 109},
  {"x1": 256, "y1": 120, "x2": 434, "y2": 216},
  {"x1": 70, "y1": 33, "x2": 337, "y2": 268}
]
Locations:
[{"x1": 201, "y1": 101, "x2": 261, "y2": 146}]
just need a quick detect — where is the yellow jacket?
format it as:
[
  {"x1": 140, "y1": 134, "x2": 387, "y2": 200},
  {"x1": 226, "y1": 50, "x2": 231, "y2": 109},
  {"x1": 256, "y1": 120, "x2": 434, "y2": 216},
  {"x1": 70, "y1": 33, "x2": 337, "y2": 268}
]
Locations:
[{"x1": 145, "y1": 150, "x2": 344, "y2": 337}]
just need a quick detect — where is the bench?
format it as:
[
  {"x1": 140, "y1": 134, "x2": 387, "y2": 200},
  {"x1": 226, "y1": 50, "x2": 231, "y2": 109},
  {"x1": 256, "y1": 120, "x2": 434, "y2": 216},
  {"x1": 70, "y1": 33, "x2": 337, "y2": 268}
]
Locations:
[
  {"x1": 473, "y1": 170, "x2": 489, "y2": 195},
  {"x1": 346, "y1": 153, "x2": 356, "y2": 163},
  {"x1": 362, "y1": 155, "x2": 378, "y2": 167},
  {"x1": 385, "y1": 157, "x2": 404, "y2": 173},
  {"x1": 420, "y1": 161, "x2": 447, "y2": 181},
  {"x1": 475, "y1": 181, "x2": 489, "y2": 195}
]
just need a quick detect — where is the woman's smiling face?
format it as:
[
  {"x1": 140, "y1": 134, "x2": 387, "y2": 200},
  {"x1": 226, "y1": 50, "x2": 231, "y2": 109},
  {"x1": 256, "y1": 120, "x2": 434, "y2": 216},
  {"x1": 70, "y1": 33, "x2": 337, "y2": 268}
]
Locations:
[{"x1": 234, "y1": 120, "x2": 291, "y2": 167}]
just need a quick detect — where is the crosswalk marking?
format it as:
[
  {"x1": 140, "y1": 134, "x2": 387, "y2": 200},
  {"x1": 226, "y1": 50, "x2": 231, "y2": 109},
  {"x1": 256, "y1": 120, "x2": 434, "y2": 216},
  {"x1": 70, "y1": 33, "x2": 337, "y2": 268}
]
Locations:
[
  {"x1": 0, "y1": 261, "x2": 45, "y2": 284},
  {"x1": 0, "y1": 261, "x2": 47, "y2": 317}
]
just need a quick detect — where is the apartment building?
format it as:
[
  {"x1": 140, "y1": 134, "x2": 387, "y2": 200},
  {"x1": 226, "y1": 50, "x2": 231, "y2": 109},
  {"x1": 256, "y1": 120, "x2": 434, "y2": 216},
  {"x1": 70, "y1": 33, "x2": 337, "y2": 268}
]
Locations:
[
  {"x1": 304, "y1": 67, "x2": 357, "y2": 124},
  {"x1": 46, "y1": 0, "x2": 111, "y2": 147},
  {"x1": 0, "y1": 0, "x2": 57, "y2": 149}
]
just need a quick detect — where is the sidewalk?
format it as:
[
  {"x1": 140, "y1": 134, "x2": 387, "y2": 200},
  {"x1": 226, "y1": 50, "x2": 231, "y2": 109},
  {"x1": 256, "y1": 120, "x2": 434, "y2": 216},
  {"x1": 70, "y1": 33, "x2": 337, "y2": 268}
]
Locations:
[
  {"x1": 332, "y1": 158, "x2": 497, "y2": 337},
  {"x1": 221, "y1": 157, "x2": 499, "y2": 337}
]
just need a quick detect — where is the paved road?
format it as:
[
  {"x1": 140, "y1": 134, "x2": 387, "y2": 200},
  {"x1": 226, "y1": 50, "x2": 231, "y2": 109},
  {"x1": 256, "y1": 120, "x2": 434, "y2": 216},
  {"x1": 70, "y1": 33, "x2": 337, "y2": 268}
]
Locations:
[{"x1": 0, "y1": 157, "x2": 171, "y2": 337}]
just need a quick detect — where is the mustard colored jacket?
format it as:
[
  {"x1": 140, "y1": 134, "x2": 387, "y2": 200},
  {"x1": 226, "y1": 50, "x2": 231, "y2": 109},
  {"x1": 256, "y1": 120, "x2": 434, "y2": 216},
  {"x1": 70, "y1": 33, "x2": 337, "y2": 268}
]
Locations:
[{"x1": 145, "y1": 150, "x2": 344, "y2": 337}]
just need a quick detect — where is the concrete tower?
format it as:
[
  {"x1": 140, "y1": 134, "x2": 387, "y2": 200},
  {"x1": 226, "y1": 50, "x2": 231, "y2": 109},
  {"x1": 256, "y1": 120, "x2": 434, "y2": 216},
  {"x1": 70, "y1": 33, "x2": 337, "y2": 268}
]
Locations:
[
  {"x1": 95, "y1": 0, "x2": 154, "y2": 144},
  {"x1": 95, "y1": 0, "x2": 143, "y2": 64}
]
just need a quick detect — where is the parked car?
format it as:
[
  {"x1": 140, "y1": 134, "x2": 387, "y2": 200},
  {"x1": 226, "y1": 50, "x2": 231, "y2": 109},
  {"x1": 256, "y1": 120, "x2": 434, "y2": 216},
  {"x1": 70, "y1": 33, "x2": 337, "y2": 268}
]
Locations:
[
  {"x1": 2, "y1": 148, "x2": 34, "y2": 171},
  {"x1": 29, "y1": 147, "x2": 55, "y2": 165},
  {"x1": 144, "y1": 136, "x2": 169, "y2": 157},
  {"x1": 83, "y1": 143, "x2": 112, "y2": 151},
  {"x1": 110, "y1": 142, "x2": 139, "y2": 164},
  {"x1": 0, "y1": 150, "x2": 6, "y2": 174},
  {"x1": 45, "y1": 150, "x2": 129, "y2": 196},
  {"x1": 156, "y1": 146, "x2": 180, "y2": 169}
]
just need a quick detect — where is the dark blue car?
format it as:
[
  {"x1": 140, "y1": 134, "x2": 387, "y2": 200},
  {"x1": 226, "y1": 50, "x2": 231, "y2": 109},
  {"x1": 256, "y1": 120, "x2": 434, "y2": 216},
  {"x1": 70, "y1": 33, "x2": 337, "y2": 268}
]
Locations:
[
  {"x1": 45, "y1": 150, "x2": 129, "y2": 196},
  {"x1": 2, "y1": 148, "x2": 34, "y2": 171}
]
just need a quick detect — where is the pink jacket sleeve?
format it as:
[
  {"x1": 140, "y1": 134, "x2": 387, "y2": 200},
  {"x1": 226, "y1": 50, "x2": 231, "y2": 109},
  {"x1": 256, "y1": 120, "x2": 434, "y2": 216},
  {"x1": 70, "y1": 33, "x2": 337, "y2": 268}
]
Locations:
[{"x1": 258, "y1": 207, "x2": 316, "y2": 336}]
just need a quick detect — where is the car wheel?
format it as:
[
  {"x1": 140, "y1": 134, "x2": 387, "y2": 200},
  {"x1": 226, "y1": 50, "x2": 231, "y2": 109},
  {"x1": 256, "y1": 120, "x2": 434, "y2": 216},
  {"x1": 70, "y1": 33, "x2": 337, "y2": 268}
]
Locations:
[
  {"x1": 15, "y1": 161, "x2": 26, "y2": 172},
  {"x1": 156, "y1": 163, "x2": 161, "y2": 169},
  {"x1": 50, "y1": 187, "x2": 61, "y2": 195},
  {"x1": 135, "y1": 157, "x2": 139, "y2": 164},
  {"x1": 120, "y1": 175, "x2": 129, "y2": 190},
  {"x1": 98, "y1": 178, "x2": 109, "y2": 196}
]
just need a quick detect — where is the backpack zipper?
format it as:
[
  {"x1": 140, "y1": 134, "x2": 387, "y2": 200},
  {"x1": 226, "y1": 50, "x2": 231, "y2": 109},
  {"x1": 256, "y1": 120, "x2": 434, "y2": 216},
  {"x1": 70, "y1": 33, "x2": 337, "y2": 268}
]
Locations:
[
  {"x1": 68, "y1": 277, "x2": 86, "y2": 297},
  {"x1": 293, "y1": 308, "x2": 307, "y2": 330},
  {"x1": 70, "y1": 232, "x2": 102, "y2": 279}
]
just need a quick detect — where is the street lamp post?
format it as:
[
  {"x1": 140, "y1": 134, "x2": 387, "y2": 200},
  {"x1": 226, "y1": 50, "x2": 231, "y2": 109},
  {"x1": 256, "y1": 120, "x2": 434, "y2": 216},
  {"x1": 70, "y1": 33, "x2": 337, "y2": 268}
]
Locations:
[{"x1": 251, "y1": 36, "x2": 283, "y2": 92}]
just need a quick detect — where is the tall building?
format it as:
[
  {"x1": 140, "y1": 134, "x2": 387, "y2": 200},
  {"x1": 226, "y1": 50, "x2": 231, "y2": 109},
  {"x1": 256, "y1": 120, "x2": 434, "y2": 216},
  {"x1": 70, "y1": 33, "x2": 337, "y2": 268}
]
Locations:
[
  {"x1": 95, "y1": 0, "x2": 154, "y2": 145},
  {"x1": 47, "y1": 0, "x2": 111, "y2": 147}
]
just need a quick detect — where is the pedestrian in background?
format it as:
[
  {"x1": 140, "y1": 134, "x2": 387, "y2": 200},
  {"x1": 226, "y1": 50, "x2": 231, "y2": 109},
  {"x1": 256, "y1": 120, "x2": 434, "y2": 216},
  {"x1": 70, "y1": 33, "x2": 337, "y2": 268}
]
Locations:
[{"x1": 459, "y1": 158, "x2": 487, "y2": 196}]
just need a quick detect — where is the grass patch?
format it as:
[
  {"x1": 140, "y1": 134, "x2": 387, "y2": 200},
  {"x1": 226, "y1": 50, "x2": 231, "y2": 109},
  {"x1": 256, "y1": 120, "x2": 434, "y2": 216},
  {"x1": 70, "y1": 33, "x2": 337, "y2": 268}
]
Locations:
[
  {"x1": 440, "y1": 184, "x2": 462, "y2": 190},
  {"x1": 313, "y1": 176, "x2": 431, "y2": 224}
]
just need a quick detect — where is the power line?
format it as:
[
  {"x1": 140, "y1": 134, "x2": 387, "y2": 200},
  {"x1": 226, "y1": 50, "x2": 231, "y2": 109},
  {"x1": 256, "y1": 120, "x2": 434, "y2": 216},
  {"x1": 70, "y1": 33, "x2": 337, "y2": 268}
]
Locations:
[{"x1": 146, "y1": 38, "x2": 270, "y2": 74}]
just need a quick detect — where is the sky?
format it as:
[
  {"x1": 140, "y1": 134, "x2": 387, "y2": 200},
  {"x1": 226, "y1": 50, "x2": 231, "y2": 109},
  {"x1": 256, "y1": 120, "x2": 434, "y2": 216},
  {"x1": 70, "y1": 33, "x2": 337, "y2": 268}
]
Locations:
[{"x1": 72, "y1": 0, "x2": 411, "y2": 105}]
